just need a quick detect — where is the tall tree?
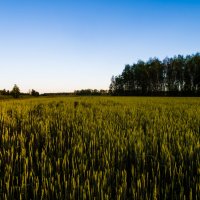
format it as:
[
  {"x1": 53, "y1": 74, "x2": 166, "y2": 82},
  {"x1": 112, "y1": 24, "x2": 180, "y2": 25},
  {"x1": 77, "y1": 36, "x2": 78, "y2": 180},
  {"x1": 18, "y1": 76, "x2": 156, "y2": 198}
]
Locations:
[
  {"x1": 11, "y1": 84, "x2": 20, "y2": 98},
  {"x1": 31, "y1": 89, "x2": 39, "y2": 97}
]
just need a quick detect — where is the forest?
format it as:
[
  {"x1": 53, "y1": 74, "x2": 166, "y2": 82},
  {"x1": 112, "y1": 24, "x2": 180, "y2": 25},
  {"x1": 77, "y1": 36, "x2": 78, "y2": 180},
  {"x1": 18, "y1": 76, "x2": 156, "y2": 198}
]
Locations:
[{"x1": 109, "y1": 53, "x2": 200, "y2": 96}]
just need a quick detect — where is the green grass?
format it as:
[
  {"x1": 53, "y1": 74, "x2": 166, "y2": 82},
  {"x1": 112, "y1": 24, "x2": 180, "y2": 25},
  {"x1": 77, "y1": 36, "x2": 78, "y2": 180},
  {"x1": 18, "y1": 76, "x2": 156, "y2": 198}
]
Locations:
[{"x1": 0, "y1": 97, "x2": 199, "y2": 199}]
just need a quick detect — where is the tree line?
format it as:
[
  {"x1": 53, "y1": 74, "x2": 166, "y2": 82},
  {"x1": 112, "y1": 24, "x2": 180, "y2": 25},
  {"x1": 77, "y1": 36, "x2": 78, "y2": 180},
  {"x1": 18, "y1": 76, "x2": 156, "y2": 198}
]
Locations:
[
  {"x1": 109, "y1": 53, "x2": 200, "y2": 96},
  {"x1": 0, "y1": 84, "x2": 39, "y2": 98},
  {"x1": 0, "y1": 85, "x2": 109, "y2": 98},
  {"x1": 74, "y1": 89, "x2": 108, "y2": 96}
]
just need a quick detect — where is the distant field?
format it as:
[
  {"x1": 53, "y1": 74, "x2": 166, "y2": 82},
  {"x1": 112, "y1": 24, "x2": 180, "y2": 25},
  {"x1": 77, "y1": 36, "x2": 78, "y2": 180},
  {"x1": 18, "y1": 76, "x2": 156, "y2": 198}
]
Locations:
[{"x1": 0, "y1": 97, "x2": 199, "y2": 199}]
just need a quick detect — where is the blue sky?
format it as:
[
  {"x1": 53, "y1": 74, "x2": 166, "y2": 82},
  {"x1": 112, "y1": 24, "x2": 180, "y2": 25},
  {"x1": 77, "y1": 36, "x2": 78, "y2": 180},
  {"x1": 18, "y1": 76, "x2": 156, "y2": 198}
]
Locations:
[{"x1": 0, "y1": 0, "x2": 200, "y2": 93}]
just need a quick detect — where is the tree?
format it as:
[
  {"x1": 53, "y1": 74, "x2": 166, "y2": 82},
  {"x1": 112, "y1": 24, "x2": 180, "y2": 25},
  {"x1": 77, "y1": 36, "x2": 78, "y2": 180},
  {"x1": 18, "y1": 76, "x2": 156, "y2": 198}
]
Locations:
[
  {"x1": 121, "y1": 64, "x2": 136, "y2": 94},
  {"x1": 11, "y1": 84, "x2": 20, "y2": 98},
  {"x1": 0, "y1": 89, "x2": 9, "y2": 95},
  {"x1": 31, "y1": 89, "x2": 39, "y2": 97},
  {"x1": 109, "y1": 76, "x2": 116, "y2": 94},
  {"x1": 135, "y1": 60, "x2": 149, "y2": 94}
]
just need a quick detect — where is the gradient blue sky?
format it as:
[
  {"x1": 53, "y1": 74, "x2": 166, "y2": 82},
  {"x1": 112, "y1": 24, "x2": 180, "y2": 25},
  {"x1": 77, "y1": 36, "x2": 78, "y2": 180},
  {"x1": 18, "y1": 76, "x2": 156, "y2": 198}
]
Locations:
[{"x1": 0, "y1": 0, "x2": 200, "y2": 93}]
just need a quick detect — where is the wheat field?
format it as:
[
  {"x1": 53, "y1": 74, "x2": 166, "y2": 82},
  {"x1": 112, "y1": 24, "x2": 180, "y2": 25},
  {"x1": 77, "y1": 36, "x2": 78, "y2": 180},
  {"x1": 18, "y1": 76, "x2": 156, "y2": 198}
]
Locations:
[{"x1": 0, "y1": 97, "x2": 199, "y2": 199}]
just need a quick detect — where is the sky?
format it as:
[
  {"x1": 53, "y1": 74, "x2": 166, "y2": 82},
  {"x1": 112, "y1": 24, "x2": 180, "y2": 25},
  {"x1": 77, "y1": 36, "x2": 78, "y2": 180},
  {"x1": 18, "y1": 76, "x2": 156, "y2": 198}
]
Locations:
[{"x1": 0, "y1": 0, "x2": 200, "y2": 93}]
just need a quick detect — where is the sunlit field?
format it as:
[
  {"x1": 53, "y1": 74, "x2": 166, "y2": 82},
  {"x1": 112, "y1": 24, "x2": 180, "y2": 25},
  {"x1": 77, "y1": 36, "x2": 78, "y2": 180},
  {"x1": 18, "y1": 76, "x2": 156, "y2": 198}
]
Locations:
[{"x1": 0, "y1": 97, "x2": 199, "y2": 199}]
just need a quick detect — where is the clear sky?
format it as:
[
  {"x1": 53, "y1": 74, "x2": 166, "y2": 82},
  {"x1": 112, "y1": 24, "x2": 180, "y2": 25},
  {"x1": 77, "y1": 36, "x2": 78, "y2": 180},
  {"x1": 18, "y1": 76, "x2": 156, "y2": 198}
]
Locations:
[{"x1": 0, "y1": 0, "x2": 200, "y2": 93}]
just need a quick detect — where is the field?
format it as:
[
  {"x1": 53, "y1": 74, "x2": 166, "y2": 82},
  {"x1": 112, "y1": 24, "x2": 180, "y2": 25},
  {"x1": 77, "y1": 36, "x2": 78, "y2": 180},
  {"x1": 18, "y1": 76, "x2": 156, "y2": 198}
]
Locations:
[{"x1": 0, "y1": 97, "x2": 199, "y2": 199}]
